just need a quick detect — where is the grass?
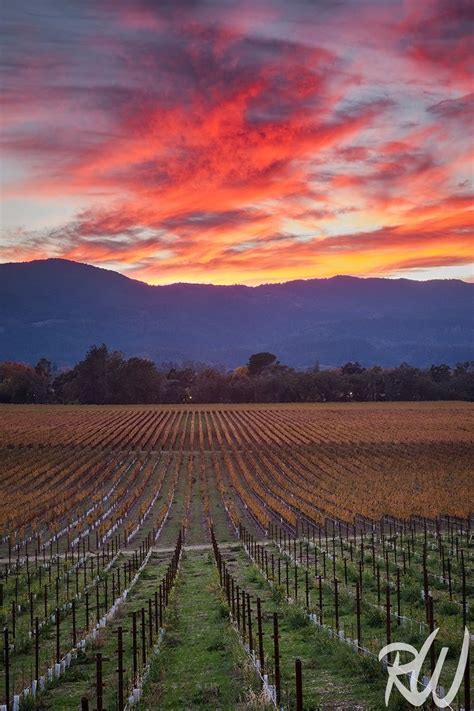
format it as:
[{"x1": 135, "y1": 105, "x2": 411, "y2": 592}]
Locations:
[
  {"x1": 138, "y1": 549, "x2": 268, "y2": 710},
  {"x1": 31, "y1": 551, "x2": 171, "y2": 710},
  {"x1": 222, "y1": 544, "x2": 420, "y2": 710}
]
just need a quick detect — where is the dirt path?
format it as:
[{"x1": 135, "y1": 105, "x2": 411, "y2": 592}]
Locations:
[{"x1": 0, "y1": 540, "x2": 271, "y2": 563}]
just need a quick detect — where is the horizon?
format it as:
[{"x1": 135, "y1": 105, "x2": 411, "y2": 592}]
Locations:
[
  {"x1": 2, "y1": 256, "x2": 474, "y2": 288},
  {"x1": 1, "y1": 2, "x2": 473, "y2": 285}
]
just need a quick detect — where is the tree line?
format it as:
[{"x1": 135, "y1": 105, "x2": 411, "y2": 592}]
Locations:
[{"x1": 0, "y1": 345, "x2": 473, "y2": 404}]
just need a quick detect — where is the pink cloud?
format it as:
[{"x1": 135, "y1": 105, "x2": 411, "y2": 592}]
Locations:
[{"x1": 1, "y1": 0, "x2": 472, "y2": 283}]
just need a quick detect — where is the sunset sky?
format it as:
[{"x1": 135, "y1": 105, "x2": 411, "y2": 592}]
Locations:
[{"x1": 0, "y1": 0, "x2": 472, "y2": 285}]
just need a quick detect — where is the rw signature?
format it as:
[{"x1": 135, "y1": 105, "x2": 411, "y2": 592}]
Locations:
[{"x1": 379, "y1": 626, "x2": 470, "y2": 708}]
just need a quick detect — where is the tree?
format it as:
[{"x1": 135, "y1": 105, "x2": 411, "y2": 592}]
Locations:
[
  {"x1": 192, "y1": 368, "x2": 227, "y2": 403},
  {"x1": 309, "y1": 369, "x2": 346, "y2": 402},
  {"x1": 450, "y1": 361, "x2": 474, "y2": 401},
  {"x1": 0, "y1": 362, "x2": 47, "y2": 403},
  {"x1": 453, "y1": 361, "x2": 474, "y2": 376},
  {"x1": 384, "y1": 363, "x2": 437, "y2": 401},
  {"x1": 73, "y1": 345, "x2": 115, "y2": 404},
  {"x1": 34, "y1": 358, "x2": 54, "y2": 401},
  {"x1": 247, "y1": 352, "x2": 277, "y2": 376},
  {"x1": 341, "y1": 361, "x2": 365, "y2": 376},
  {"x1": 429, "y1": 364, "x2": 451, "y2": 383},
  {"x1": 35, "y1": 358, "x2": 52, "y2": 380},
  {"x1": 53, "y1": 369, "x2": 78, "y2": 403},
  {"x1": 2, "y1": 346, "x2": 474, "y2": 403},
  {"x1": 55, "y1": 344, "x2": 125, "y2": 404},
  {"x1": 118, "y1": 357, "x2": 162, "y2": 403}
]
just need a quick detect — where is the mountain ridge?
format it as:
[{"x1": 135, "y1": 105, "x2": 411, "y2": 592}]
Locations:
[
  {"x1": 0, "y1": 258, "x2": 472, "y2": 368},
  {"x1": 2, "y1": 257, "x2": 470, "y2": 288}
]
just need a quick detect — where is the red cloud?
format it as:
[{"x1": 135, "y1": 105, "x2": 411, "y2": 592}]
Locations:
[{"x1": 1, "y1": 1, "x2": 472, "y2": 283}]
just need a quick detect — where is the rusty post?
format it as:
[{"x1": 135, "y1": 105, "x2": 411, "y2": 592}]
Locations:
[
  {"x1": 4, "y1": 627, "x2": 10, "y2": 711},
  {"x1": 461, "y1": 552, "x2": 470, "y2": 711},
  {"x1": 148, "y1": 597, "x2": 153, "y2": 647},
  {"x1": 318, "y1": 575, "x2": 323, "y2": 625},
  {"x1": 141, "y1": 607, "x2": 146, "y2": 665},
  {"x1": 247, "y1": 593, "x2": 253, "y2": 653},
  {"x1": 154, "y1": 591, "x2": 159, "y2": 635},
  {"x1": 86, "y1": 591, "x2": 90, "y2": 630},
  {"x1": 132, "y1": 611, "x2": 138, "y2": 684},
  {"x1": 35, "y1": 616, "x2": 39, "y2": 681},
  {"x1": 396, "y1": 568, "x2": 401, "y2": 624},
  {"x1": 236, "y1": 584, "x2": 240, "y2": 629},
  {"x1": 55, "y1": 607, "x2": 60, "y2": 663},
  {"x1": 385, "y1": 584, "x2": 391, "y2": 649},
  {"x1": 273, "y1": 613, "x2": 281, "y2": 706},
  {"x1": 295, "y1": 658, "x2": 303, "y2": 711},
  {"x1": 96, "y1": 581, "x2": 100, "y2": 625},
  {"x1": 95, "y1": 652, "x2": 104, "y2": 711},
  {"x1": 355, "y1": 581, "x2": 361, "y2": 649},
  {"x1": 256, "y1": 597, "x2": 264, "y2": 674},
  {"x1": 117, "y1": 626, "x2": 125, "y2": 710}
]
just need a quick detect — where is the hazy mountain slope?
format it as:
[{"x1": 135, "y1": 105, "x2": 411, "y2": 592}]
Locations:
[{"x1": 0, "y1": 259, "x2": 472, "y2": 367}]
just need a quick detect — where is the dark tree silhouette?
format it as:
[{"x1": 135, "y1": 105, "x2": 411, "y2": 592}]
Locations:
[
  {"x1": 247, "y1": 352, "x2": 277, "y2": 376},
  {"x1": 1, "y1": 347, "x2": 472, "y2": 404}
]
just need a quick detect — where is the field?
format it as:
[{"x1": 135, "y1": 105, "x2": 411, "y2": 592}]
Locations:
[{"x1": 0, "y1": 402, "x2": 472, "y2": 710}]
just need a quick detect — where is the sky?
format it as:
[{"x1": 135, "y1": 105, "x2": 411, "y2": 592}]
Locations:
[{"x1": 0, "y1": 0, "x2": 473, "y2": 285}]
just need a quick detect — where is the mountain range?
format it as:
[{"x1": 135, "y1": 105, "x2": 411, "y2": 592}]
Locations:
[{"x1": 0, "y1": 259, "x2": 472, "y2": 368}]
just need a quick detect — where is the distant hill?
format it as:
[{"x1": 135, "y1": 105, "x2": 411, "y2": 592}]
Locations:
[{"x1": 0, "y1": 259, "x2": 472, "y2": 368}]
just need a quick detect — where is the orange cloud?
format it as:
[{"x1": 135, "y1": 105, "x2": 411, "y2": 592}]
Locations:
[{"x1": 1, "y1": 0, "x2": 472, "y2": 284}]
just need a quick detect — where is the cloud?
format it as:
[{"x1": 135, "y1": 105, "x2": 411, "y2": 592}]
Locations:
[
  {"x1": 0, "y1": 0, "x2": 472, "y2": 283},
  {"x1": 380, "y1": 254, "x2": 473, "y2": 273},
  {"x1": 427, "y1": 93, "x2": 474, "y2": 119},
  {"x1": 401, "y1": 0, "x2": 474, "y2": 87}
]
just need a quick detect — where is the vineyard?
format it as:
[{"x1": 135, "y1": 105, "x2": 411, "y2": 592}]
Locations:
[{"x1": 0, "y1": 402, "x2": 472, "y2": 710}]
